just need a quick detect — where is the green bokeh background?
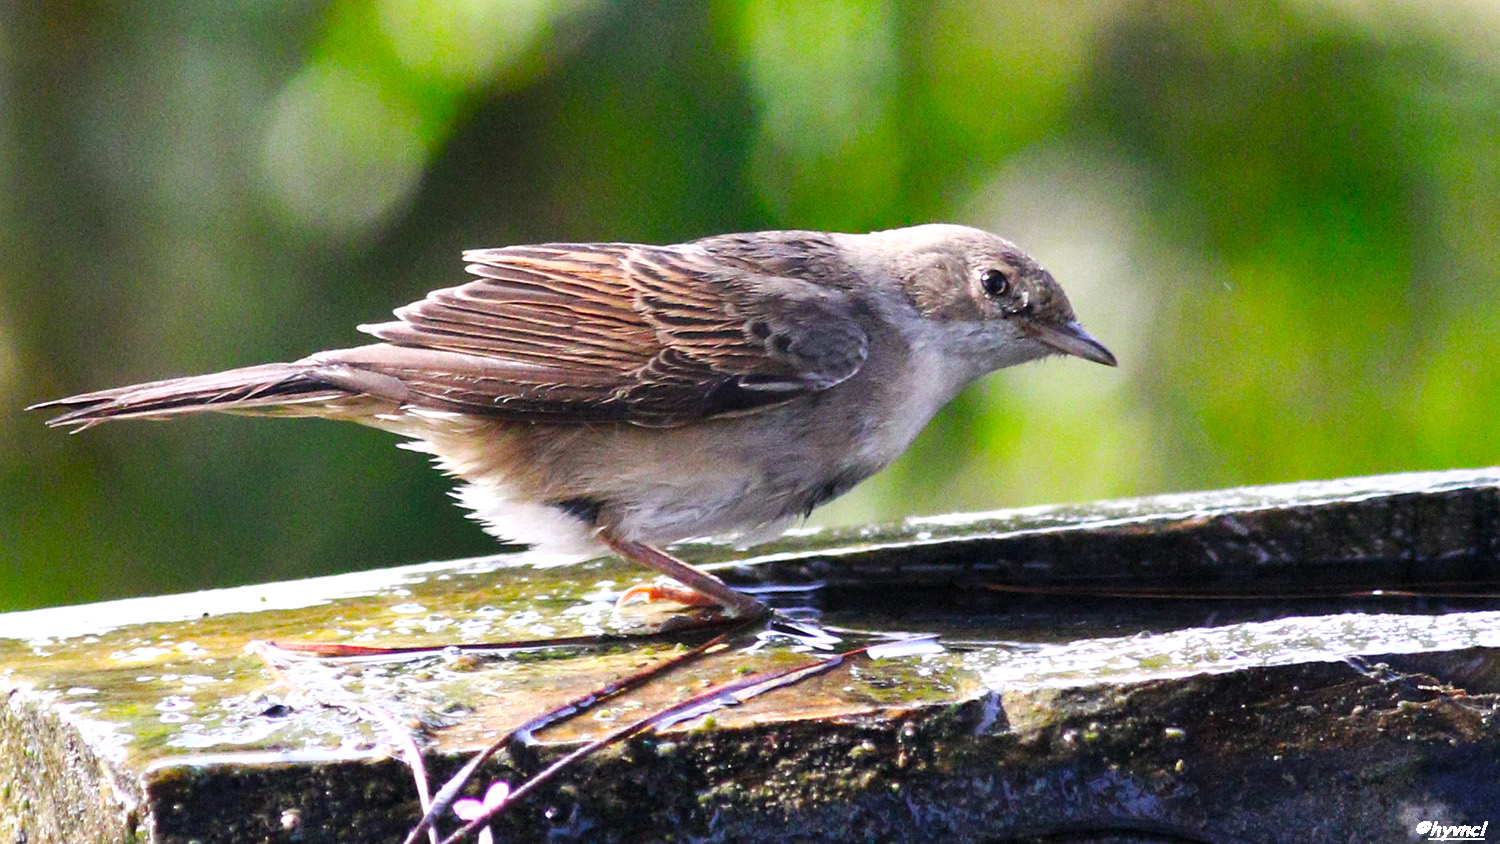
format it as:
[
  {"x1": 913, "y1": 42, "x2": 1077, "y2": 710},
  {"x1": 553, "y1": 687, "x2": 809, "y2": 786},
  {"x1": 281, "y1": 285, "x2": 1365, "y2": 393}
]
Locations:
[{"x1": 4, "y1": 1, "x2": 1498, "y2": 611}]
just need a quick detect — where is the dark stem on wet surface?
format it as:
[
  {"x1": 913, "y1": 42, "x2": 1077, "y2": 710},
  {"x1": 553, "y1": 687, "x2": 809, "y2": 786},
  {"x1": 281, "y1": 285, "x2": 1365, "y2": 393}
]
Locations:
[
  {"x1": 437, "y1": 641, "x2": 869, "y2": 844},
  {"x1": 399, "y1": 622, "x2": 760, "y2": 844}
]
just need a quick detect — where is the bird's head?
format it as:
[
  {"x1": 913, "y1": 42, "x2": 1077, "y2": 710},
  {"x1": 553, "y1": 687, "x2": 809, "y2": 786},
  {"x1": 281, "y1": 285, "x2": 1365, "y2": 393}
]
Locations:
[{"x1": 860, "y1": 224, "x2": 1117, "y2": 373}]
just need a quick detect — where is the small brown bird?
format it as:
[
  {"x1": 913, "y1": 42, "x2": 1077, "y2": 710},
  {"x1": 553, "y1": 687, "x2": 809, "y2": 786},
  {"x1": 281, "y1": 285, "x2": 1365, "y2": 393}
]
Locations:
[{"x1": 34, "y1": 225, "x2": 1115, "y2": 617}]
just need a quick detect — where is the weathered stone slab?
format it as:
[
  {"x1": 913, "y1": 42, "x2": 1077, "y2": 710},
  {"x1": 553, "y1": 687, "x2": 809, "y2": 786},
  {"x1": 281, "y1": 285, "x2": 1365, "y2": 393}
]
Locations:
[{"x1": 2, "y1": 468, "x2": 1499, "y2": 843}]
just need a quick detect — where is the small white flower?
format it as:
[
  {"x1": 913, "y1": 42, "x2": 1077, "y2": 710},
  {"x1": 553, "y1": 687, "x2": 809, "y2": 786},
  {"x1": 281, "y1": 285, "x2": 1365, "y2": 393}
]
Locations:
[{"x1": 452, "y1": 781, "x2": 511, "y2": 844}]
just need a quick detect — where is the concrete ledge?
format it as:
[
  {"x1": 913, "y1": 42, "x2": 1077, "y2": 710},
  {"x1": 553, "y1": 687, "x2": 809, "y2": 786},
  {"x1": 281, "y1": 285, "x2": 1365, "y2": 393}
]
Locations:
[{"x1": 3, "y1": 469, "x2": 1499, "y2": 843}]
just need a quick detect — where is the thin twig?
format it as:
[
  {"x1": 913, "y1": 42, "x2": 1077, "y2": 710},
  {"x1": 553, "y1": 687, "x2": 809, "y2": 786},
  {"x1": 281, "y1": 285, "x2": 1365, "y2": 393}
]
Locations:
[
  {"x1": 265, "y1": 616, "x2": 742, "y2": 660},
  {"x1": 438, "y1": 644, "x2": 868, "y2": 844},
  {"x1": 401, "y1": 625, "x2": 752, "y2": 844},
  {"x1": 253, "y1": 641, "x2": 440, "y2": 844}
]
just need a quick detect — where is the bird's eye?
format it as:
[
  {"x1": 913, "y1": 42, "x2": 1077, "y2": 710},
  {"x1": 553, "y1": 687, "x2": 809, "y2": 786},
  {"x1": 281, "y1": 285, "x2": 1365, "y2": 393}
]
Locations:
[{"x1": 980, "y1": 269, "x2": 1010, "y2": 298}]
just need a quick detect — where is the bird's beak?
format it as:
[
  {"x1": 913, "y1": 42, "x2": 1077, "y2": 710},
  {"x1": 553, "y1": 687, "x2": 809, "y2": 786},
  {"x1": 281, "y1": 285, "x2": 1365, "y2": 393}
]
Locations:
[{"x1": 1023, "y1": 320, "x2": 1118, "y2": 366}]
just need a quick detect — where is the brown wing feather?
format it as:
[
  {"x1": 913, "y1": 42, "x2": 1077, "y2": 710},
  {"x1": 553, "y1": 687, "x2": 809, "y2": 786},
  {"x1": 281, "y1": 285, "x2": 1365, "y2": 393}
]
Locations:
[{"x1": 351, "y1": 242, "x2": 868, "y2": 426}]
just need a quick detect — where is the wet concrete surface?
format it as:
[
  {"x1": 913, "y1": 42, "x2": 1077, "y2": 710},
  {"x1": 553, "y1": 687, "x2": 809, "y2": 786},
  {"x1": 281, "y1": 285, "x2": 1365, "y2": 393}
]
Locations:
[{"x1": 3, "y1": 468, "x2": 1499, "y2": 843}]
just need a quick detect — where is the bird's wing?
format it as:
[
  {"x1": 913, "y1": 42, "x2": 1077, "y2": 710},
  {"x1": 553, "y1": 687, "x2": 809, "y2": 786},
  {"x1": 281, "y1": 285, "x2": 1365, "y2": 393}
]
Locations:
[{"x1": 350, "y1": 242, "x2": 869, "y2": 426}]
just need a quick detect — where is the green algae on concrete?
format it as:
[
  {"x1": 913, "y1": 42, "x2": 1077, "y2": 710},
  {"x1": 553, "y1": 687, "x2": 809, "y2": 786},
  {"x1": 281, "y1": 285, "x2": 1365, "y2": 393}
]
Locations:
[{"x1": 2, "y1": 468, "x2": 1500, "y2": 842}]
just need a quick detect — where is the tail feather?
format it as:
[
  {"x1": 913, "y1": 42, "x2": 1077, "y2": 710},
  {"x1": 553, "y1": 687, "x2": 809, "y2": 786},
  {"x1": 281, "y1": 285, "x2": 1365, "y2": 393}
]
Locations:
[{"x1": 30, "y1": 363, "x2": 352, "y2": 431}]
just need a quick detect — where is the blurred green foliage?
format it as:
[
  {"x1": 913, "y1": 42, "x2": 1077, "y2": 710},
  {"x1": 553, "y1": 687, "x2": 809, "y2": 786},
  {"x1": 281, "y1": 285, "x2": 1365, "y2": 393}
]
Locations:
[{"x1": 3, "y1": 1, "x2": 1499, "y2": 610}]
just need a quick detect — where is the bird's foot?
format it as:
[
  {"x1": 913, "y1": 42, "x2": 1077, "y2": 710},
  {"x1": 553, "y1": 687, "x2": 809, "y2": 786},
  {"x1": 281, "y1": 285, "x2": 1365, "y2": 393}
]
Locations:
[
  {"x1": 616, "y1": 582, "x2": 724, "y2": 611},
  {"x1": 599, "y1": 531, "x2": 770, "y2": 619}
]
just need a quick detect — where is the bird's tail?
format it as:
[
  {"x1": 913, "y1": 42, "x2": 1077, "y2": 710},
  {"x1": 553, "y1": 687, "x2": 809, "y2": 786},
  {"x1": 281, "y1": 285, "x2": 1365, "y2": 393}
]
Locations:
[{"x1": 30, "y1": 362, "x2": 358, "y2": 431}]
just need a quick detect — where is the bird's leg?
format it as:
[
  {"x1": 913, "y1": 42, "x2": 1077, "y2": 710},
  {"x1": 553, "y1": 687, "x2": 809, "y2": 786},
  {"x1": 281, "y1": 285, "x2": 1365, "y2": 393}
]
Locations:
[{"x1": 599, "y1": 530, "x2": 769, "y2": 619}]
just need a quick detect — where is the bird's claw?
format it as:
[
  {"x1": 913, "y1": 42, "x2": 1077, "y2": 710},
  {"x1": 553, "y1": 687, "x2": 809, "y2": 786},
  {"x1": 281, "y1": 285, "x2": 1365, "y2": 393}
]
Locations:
[{"x1": 616, "y1": 582, "x2": 723, "y2": 611}]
